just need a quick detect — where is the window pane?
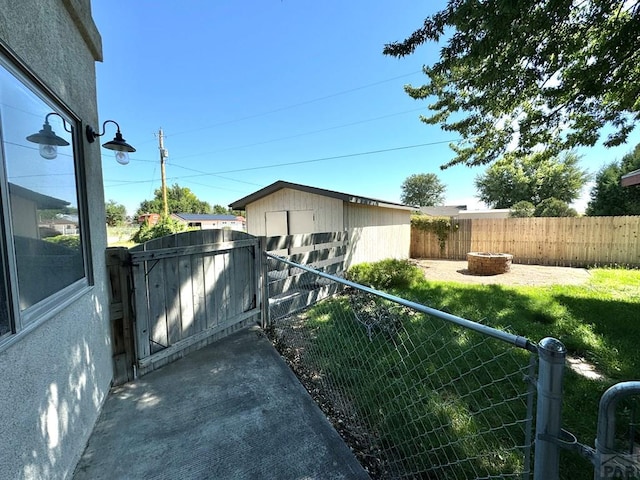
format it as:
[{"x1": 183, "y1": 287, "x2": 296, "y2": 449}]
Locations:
[{"x1": 0, "y1": 60, "x2": 85, "y2": 312}]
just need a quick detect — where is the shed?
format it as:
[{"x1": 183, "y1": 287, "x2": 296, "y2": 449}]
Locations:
[
  {"x1": 229, "y1": 180, "x2": 415, "y2": 266},
  {"x1": 9, "y1": 183, "x2": 70, "y2": 238}
]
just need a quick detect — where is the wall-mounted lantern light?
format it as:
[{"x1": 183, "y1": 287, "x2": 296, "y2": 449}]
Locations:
[
  {"x1": 86, "y1": 120, "x2": 136, "y2": 165},
  {"x1": 25, "y1": 112, "x2": 70, "y2": 160}
]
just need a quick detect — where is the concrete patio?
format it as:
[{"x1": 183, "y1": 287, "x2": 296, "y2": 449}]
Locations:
[{"x1": 73, "y1": 326, "x2": 369, "y2": 479}]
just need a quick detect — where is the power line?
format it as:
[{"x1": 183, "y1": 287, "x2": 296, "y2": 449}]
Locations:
[
  {"x1": 103, "y1": 138, "x2": 461, "y2": 188},
  {"x1": 173, "y1": 107, "x2": 425, "y2": 161},
  {"x1": 202, "y1": 140, "x2": 460, "y2": 176},
  {"x1": 116, "y1": 105, "x2": 427, "y2": 165},
  {"x1": 168, "y1": 164, "x2": 264, "y2": 187},
  {"x1": 166, "y1": 70, "x2": 423, "y2": 139}
]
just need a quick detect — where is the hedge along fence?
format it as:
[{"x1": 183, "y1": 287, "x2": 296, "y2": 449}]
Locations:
[{"x1": 411, "y1": 216, "x2": 640, "y2": 267}]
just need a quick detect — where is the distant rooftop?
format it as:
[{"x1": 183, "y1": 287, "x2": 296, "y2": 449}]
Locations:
[
  {"x1": 621, "y1": 168, "x2": 640, "y2": 187},
  {"x1": 172, "y1": 213, "x2": 244, "y2": 222},
  {"x1": 420, "y1": 205, "x2": 467, "y2": 216}
]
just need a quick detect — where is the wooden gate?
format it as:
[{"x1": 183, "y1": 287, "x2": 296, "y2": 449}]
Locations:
[{"x1": 107, "y1": 229, "x2": 263, "y2": 380}]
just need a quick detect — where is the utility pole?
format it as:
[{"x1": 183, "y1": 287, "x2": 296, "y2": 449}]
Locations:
[{"x1": 158, "y1": 128, "x2": 169, "y2": 217}]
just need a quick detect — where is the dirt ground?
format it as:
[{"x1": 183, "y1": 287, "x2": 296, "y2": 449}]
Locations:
[{"x1": 412, "y1": 258, "x2": 592, "y2": 287}]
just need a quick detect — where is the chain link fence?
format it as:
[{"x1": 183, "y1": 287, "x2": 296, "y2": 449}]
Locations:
[{"x1": 265, "y1": 254, "x2": 537, "y2": 479}]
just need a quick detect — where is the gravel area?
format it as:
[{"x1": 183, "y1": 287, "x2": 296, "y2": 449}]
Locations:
[{"x1": 412, "y1": 259, "x2": 592, "y2": 287}]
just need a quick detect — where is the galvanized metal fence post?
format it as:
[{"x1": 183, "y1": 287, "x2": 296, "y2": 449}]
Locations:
[
  {"x1": 534, "y1": 337, "x2": 567, "y2": 480},
  {"x1": 594, "y1": 381, "x2": 640, "y2": 480},
  {"x1": 259, "y1": 236, "x2": 270, "y2": 329}
]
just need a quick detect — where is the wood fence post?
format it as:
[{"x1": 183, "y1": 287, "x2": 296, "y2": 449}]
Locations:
[{"x1": 105, "y1": 247, "x2": 136, "y2": 385}]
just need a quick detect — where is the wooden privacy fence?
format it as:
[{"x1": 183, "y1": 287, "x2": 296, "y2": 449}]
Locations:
[
  {"x1": 264, "y1": 231, "x2": 347, "y2": 321},
  {"x1": 411, "y1": 219, "x2": 473, "y2": 260},
  {"x1": 106, "y1": 229, "x2": 348, "y2": 383},
  {"x1": 411, "y1": 216, "x2": 640, "y2": 267},
  {"x1": 107, "y1": 230, "x2": 262, "y2": 380}
]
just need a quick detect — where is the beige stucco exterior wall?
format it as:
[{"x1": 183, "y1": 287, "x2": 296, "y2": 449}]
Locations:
[
  {"x1": 0, "y1": 2, "x2": 113, "y2": 479},
  {"x1": 245, "y1": 188, "x2": 343, "y2": 236},
  {"x1": 344, "y1": 203, "x2": 411, "y2": 267}
]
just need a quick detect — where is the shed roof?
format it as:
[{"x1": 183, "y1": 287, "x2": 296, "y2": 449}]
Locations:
[
  {"x1": 229, "y1": 180, "x2": 415, "y2": 211},
  {"x1": 621, "y1": 169, "x2": 640, "y2": 187},
  {"x1": 172, "y1": 213, "x2": 244, "y2": 222},
  {"x1": 9, "y1": 183, "x2": 69, "y2": 209}
]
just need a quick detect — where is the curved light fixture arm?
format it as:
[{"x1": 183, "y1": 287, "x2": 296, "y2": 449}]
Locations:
[
  {"x1": 85, "y1": 119, "x2": 136, "y2": 164},
  {"x1": 85, "y1": 120, "x2": 123, "y2": 143},
  {"x1": 44, "y1": 112, "x2": 72, "y2": 133},
  {"x1": 25, "y1": 112, "x2": 71, "y2": 160}
]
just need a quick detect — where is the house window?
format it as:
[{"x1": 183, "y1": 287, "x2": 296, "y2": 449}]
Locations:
[{"x1": 0, "y1": 48, "x2": 90, "y2": 339}]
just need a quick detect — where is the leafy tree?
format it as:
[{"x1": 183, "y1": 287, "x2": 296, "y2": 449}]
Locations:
[
  {"x1": 586, "y1": 144, "x2": 640, "y2": 216},
  {"x1": 400, "y1": 173, "x2": 446, "y2": 206},
  {"x1": 210, "y1": 204, "x2": 243, "y2": 216},
  {"x1": 475, "y1": 153, "x2": 589, "y2": 208},
  {"x1": 135, "y1": 184, "x2": 211, "y2": 217},
  {"x1": 510, "y1": 201, "x2": 535, "y2": 218},
  {"x1": 534, "y1": 198, "x2": 578, "y2": 217},
  {"x1": 105, "y1": 199, "x2": 127, "y2": 227},
  {"x1": 212, "y1": 204, "x2": 229, "y2": 214},
  {"x1": 384, "y1": 1, "x2": 640, "y2": 168}
]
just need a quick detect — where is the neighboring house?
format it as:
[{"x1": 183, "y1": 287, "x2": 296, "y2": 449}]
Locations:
[
  {"x1": 138, "y1": 212, "x2": 161, "y2": 225},
  {"x1": 421, "y1": 204, "x2": 511, "y2": 219},
  {"x1": 171, "y1": 213, "x2": 246, "y2": 231},
  {"x1": 229, "y1": 180, "x2": 414, "y2": 266},
  {"x1": 621, "y1": 168, "x2": 640, "y2": 187},
  {"x1": 40, "y1": 215, "x2": 80, "y2": 236},
  {"x1": 456, "y1": 209, "x2": 511, "y2": 219},
  {"x1": 420, "y1": 205, "x2": 467, "y2": 217},
  {"x1": 0, "y1": 3, "x2": 115, "y2": 479}
]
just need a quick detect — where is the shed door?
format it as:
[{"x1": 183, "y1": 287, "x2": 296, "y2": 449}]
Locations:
[
  {"x1": 265, "y1": 211, "x2": 288, "y2": 236},
  {"x1": 288, "y1": 210, "x2": 315, "y2": 234}
]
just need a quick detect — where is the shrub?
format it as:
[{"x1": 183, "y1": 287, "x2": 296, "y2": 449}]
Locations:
[
  {"x1": 132, "y1": 216, "x2": 185, "y2": 243},
  {"x1": 509, "y1": 201, "x2": 535, "y2": 218},
  {"x1": 44, "y1": 235, "x2": 80, "y2": 250},
  {"x1": 535, "y1": 197, "x2": 578, "y2": 217},
  {"x1": 346, "y1": 258, "x2": 423, "y2": 290}
]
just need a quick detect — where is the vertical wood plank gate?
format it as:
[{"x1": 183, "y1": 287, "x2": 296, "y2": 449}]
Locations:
[{"x1": 107, "y1": 230, "x2": 262, "y2": 380}]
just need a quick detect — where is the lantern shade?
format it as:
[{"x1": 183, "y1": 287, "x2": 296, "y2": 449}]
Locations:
[{"x1": 102, "y1": 130, "x2": 136, "y2": 153}]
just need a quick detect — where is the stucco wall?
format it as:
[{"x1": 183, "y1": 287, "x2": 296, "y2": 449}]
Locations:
[
  {"x1": 246, "y1": 188, "x2": 344, "y2": 236},
  {"x1": 344, "y1": 203, "x2": 411, "y2": 266},
  {"x1": 0, "y1": 2, "x2": 113, "y2": 479}
]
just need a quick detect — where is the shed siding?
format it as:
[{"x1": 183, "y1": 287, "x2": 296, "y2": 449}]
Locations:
[
  {"x1": 246, "y1": 188, "x2": 343, "y2": 236},
  {"x1": 344, "y1": 204, "x2": 411, "y2": 266},
  {"x1": 11, "y1": 196, "x2": 38, "y2": 238}
]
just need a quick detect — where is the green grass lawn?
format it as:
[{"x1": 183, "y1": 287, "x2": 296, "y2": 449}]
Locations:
[
  {"x1": 399, "y1": 268, "x2": 640, "y2": 479},
  {"x1": 290, "y1": 267, "x2": 640, "y2": 479}
]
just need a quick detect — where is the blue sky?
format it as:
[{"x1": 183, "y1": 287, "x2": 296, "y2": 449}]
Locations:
[{"x1": 92, "y1": 1, "x2": 640, "y2": 216}]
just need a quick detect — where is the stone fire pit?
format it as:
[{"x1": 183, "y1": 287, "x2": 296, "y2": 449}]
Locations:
[{"x1": 467, "y1": 252, "x2": 513, "y2": 275}]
